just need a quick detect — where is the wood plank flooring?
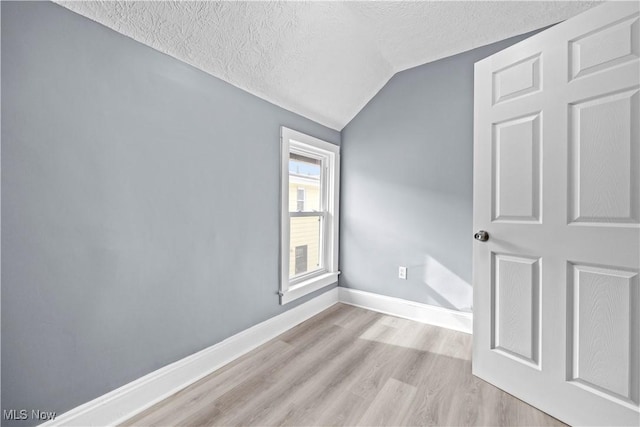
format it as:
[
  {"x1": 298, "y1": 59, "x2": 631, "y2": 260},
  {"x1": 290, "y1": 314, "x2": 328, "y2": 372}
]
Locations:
[{"x1": 122, "y1": 304, "x2": 564, "y2": 427}]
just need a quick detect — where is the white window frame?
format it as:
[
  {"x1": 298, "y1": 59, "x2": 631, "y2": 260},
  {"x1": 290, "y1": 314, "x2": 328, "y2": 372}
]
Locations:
[{"x1": 280, "y1": 126, "x2": 340, "y2": 305}]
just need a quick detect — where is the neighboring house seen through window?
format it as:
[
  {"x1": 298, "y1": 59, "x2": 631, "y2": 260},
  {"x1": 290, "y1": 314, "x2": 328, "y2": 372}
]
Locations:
[
  {"x1": 295, "y1": 245, "x2": 308, "y2": 275},
  {"x1": 296, "y1": 188, "x2": 305, "y2": 211}
]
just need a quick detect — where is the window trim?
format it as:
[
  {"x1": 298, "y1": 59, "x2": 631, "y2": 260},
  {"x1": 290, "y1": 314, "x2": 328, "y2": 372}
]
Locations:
[{"x1": 280, "y1": 127, "x2": 340, "y2": 305}]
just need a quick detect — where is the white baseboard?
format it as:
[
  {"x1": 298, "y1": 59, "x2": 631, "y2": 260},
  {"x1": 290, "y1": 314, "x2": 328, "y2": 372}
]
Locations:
[
  {"x1": 43, "y1": 286, "x2": 472, "y2": 426},
  {"x1": 42, "y1": 287, "x2": 339, "y2": 427},
  {"x1": 338, "y1": 287, "x2": 473, "y2": 334}
]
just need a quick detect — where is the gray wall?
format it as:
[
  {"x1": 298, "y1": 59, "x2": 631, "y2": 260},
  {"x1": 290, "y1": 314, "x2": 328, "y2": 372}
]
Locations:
[
  {"x1": 339, "y1": 30, "x2": 542, "y2": 312},
  {"x1": 1, "y1": 2, "x2": 339, "y2": 425}
]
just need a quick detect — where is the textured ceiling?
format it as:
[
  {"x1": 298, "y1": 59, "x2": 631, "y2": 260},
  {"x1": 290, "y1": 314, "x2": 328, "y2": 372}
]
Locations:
[{"x1": 55, "y1": 1, "x2": 601, "y2": 130}]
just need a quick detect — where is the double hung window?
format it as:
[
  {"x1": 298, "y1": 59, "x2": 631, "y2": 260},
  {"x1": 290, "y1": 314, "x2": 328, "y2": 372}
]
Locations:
[{"x1": 280, "y1": 127, "x2": 340, "y2": 304}]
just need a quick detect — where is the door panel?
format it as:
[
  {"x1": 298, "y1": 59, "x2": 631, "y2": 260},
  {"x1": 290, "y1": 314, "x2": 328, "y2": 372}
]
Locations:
[
  {"x1": 569, "y1": 264, "x2": 638, "y2": 404},
  {"x1": 569, "y1": 14, "x2": 639, "y2": 80},
  {"x1": 569, "y1": 88, "x2": 639, "y2": 224},
  {"x1": 492, "y1": 253, "x2": 541, "y2": 366},
  {"x1": 492, "y1": 114, "x2": 542, "y2": 222},
  {"x1": 473, "y1": 2, "x2": 640, "y2": 426},
  {"x1": 493, "y1": 54, "x2": 542, "y2": 104}
]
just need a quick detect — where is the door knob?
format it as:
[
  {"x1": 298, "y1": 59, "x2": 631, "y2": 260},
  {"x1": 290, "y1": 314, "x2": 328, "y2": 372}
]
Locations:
[{"x1": 474, "y1": 230, "x2": 489, "y2": 242}]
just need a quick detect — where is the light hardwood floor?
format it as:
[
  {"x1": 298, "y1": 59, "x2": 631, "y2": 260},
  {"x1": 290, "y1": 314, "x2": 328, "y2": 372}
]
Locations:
[{"x1": 122, "y1": 304, "x2": 565, "y2": 427}]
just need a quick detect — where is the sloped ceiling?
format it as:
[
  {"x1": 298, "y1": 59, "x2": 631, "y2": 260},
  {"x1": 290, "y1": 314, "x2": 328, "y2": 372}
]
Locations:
[{"x1": 55, "y1": 1, "x2": 600, "y2": 130}]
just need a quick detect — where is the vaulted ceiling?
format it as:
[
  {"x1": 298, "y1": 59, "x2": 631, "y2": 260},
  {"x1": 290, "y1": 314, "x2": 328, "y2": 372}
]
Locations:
[{"x1": 56, "y1": 1, "x2": 600, "y2": 130}]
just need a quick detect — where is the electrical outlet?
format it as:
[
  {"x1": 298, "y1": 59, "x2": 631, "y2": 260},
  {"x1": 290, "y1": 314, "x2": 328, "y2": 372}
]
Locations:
[{"x1": 398, "y1": 266, "x2": 407, "y2": 280}]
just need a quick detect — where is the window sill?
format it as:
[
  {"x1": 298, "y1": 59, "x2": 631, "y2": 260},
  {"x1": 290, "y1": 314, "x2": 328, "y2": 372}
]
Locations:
[{"x1": 280, "y1": 271, "x2": 340, "y2": 305}]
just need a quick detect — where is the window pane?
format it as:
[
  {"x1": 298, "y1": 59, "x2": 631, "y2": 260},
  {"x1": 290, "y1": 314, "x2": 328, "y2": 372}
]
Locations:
[
  {"x1": 296, "y1": 188, "x2": 305, "y2": 211},
  {"x1": 289, "y1": 153, "x2": 321, "y2": 212},
  {"x1": 289, "y1": 216, "x2": 322, "y2": 278}
]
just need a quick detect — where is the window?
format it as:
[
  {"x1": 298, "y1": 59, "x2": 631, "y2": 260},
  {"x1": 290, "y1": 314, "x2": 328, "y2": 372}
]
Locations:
[
  {"x1": 296, "y1": 188, "x2": 305, "y2": 211},
  {"x1": 280, "y1": 127, "x2": 340, "y2": 304}
]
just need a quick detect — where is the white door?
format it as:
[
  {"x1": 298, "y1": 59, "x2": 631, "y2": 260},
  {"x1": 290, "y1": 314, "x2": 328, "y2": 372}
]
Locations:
[{"x1": 473, "y1": 2, "x2": 639, "y2": 426}]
